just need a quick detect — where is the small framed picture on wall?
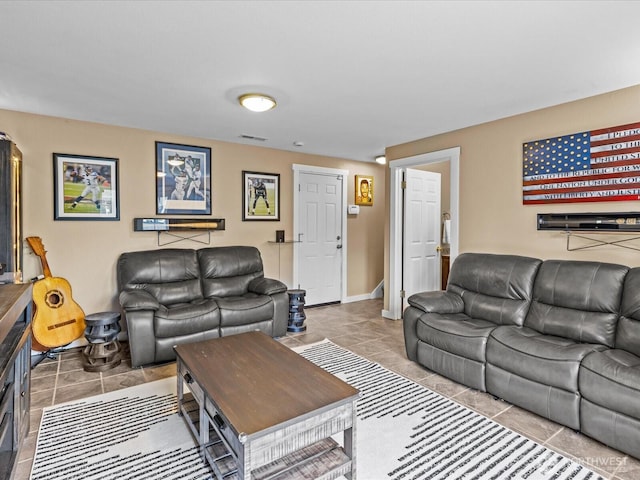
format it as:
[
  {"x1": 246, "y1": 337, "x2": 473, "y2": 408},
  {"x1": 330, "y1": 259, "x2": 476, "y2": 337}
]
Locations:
[
  {"x1": 242, "y1": 171, "x2": 280, "y2": 221},
  {"x1": 355, "y1": 174, "x2": 373, "y2": 206},
  {"x1": 53, "y1": 153, "x2": 120, "y2": 220}
]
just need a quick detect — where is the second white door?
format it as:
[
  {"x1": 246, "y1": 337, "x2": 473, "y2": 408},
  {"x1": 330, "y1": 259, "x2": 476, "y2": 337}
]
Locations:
[{"x1": 403, "y1": 168, "x2": 441, "y2": 307}]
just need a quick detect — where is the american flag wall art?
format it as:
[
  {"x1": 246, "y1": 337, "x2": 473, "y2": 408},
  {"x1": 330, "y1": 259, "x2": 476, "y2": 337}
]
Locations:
[{"x1": 523, "y1": 121, "x2": 640, "y2": 204}]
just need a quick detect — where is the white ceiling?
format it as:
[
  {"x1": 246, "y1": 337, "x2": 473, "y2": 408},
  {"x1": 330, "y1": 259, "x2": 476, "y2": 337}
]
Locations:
[{"x1": 2, "y1": 1, "x2": 640, "y2": 163}]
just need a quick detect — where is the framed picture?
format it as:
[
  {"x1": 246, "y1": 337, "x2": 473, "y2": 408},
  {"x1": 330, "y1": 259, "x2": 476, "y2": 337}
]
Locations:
[
  {"x1": 53, "y1": 153, "x2": 119, "y2": 221},
  {"x1": 156, "y1": 141, "x2": 211, "y2": 215},
  {"x1": 242, "y1": 171, "x2": 280, "y2": 221},
  {"x1": 355, "y1": 174, "x2": 374, "y2": 206}
]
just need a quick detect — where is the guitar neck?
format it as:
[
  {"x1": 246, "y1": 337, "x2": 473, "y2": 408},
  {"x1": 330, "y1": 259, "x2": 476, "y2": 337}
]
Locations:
[
  {"x1": 39, "y1": 256, "x2": 53, "y2": 278},
  {"x1": 25, "y1": 236, "x2": 53, "y2": 278}
]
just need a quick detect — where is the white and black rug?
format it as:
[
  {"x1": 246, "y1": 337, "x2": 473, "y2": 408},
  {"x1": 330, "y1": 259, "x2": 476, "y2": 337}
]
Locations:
[{"x1": 31, "y1": 340, "x2": 603, "y2": 480}]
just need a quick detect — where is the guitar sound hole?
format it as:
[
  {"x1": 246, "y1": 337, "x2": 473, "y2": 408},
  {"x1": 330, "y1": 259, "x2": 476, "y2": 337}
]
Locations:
[{"x1": 45, "y1": 290, "x2": 64, "y2": 309}]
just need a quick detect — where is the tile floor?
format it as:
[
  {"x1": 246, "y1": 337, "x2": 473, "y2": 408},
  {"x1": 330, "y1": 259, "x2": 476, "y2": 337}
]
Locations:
[{"x1": 15, "y1": 299, "x2": 640, "y2": 479}]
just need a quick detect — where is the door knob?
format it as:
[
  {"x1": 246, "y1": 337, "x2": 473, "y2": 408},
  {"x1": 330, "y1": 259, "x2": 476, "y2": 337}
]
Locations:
[{"x1": 337, "y1": 244, "x2": 343, "y2": 249}]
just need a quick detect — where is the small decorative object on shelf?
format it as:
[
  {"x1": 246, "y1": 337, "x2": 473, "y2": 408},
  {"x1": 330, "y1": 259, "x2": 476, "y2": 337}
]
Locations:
[
  {"x1": 287, "y1": 289, "x2": 307, "y2": 333},
  {"x1": 275, "y1": 229, "x2": 285, "y2": 243}
]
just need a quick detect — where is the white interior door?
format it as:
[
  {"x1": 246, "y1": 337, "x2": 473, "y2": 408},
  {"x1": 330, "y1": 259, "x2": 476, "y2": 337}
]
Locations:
[
  {"x1": 296, "y1": 171, "x2": 344, "y2": 305},
  {"x1": 403, "y1": 168, "x2": 441, "y2": 306}
]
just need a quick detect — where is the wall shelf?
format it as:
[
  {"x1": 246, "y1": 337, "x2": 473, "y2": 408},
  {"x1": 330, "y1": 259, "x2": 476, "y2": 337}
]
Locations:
[
  {"x1": 537, "y1": 212, "x2": 640, "y2": 232},
  {"x1": 538, "y1": 212, "x2": 640, "y2": 252},
  {"x1": 133, "y1": 218, "x2": 225, "y2": 246}
]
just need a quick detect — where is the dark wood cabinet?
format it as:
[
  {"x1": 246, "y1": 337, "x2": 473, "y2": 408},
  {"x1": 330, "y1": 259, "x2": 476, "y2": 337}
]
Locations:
[
  {"x1": 441, "y1": 255, "x2": 450, "y2": 289},
  {"x1": 0, "y1": 284, "x2": 32, "y2": 480}
]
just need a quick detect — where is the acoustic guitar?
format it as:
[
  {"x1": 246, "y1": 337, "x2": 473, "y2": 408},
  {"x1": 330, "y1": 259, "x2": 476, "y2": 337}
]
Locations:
[{"x1": 26, "y1": 236, "x2": 86, "y2": 348}]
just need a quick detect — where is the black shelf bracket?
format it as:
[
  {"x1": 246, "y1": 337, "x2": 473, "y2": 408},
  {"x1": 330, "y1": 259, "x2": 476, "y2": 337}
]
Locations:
[
  {"x1": 157, "y1": 230, "x2": 211, "y2": 246},
  {"x1": 564, "y1": 231, "x2": 640, "y2": 252}
]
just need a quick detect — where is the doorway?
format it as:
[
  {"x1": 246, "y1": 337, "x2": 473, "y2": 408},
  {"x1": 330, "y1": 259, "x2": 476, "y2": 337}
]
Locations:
[
  {"x1": 403, "y1": 168, "x2": 442, "y2": 301},
  {"x1": 384, "y1": 147, "x2": 460, "y2": 320},
  {"x1": 292, "y1": 164, "x2": 348, "y2": 306}
]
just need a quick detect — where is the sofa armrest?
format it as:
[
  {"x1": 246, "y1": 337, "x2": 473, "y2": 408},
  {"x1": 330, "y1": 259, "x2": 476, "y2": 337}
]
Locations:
[
  {"x1": 122, "y1": 309, "x2": 156, "y2": 367},
  {"x1": 119, "y1": 290, "x2": 160, "y2": 311},
  {"x1": 249, "y1": 277, "x2": 288, "y2": 296},
  {"x1": 407, "y1": 290, "x2": 464, "y2": 314}
]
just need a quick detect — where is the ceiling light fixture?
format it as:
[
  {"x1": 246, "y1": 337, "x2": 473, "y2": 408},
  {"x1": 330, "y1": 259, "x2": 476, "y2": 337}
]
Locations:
[
  {"x1": 238, "y1": 93, "x2": 277, "y2": 113},
  {"x1": 375, "y1": 155, "x2": 386, "y2": 164}
]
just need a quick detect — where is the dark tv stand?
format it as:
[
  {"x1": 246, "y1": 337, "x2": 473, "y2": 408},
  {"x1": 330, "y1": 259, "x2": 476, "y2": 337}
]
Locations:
[{"x1": 0, "y1": 284, "x2": 32, "y2": 480}]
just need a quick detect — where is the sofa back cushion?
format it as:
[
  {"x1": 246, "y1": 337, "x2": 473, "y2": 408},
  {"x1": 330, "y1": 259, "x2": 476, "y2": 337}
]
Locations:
[
  {"x1": 617, "y1": 267, "x2": 640, "y2": 356},
  {"x1": 117, "y1": 249, "x2": 202, "y2": 305},
  {"x1": 525, "y1": 260, "x2": 628, "y2": 347},
  {"x1": 446, "y1": 253, "x2": 542, "y2": 326},
  {"x1": 199, "y1": 246, "x2": 264, "y2": 297}
]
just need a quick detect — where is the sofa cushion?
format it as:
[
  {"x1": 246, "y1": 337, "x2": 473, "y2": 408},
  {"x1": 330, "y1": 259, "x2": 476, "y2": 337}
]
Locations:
[
  {"x1": 416, "y1": 313, "x2": 496, "y2": 362},
  {"x1": 216, "y1": 294, "x2": 273, "y2": 327},
  {"x1": 525, "y1": 260, "x2": 628, "y2": 347},
  {"x1": 199, "y1": 246, "x2": 264, "y2": 297},
  {"x1": 117, "y1": 248, "x2": 203, "y2": 305},
  {"x1": 154, "y1": 298, "x2": 219, "y2": 338},
  {"x1": 446, "y1": 253, "x2": 542, "y2": 326},
  {"x1": 487, "y1": 326, "x2": 606, "y2": 392},
  {"x1": 617, "y1": 267, "x2": 640, "y2": 357},
  {"x1": 580, "y1": 349, "x2": 640, "y2": 420}
]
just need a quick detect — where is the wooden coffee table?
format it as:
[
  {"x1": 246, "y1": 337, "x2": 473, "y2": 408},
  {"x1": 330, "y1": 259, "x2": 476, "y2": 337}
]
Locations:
[{"x1": 175, "y1": 331, "x2": 359, "y2": 479}]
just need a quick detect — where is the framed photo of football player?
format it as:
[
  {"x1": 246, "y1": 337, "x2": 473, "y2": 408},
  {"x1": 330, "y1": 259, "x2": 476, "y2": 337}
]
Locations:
[
  {"x1": 53, "y1": 153, "x2": 120, "y2": 220},
  {"x1": 156, "y1": 141, "x2": 212, "y2": 215},
  {"x1": 242, "y1": 171, "x2": 280, "y2": 221}
]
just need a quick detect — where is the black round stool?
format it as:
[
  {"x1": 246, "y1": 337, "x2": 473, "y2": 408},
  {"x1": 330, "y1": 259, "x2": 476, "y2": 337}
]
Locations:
[
  {"x1": 287, "y1": 289, "x2": 307, "y2": 333},
  {"x1": 82, "y1": 311, "x2": 122, "y2": 372}
]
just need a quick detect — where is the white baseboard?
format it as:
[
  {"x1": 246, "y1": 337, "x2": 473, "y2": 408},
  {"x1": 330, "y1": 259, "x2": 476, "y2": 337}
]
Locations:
[
  {"x1": 371, "y1": 280, "x2": 383, "y2": 299},
  {"x1": 343, "y1": 281, "x2": 384, "y2": 304},
  {"x1": 342, "y1": 294, "x2": 372, "y2": 303},
  {"x1": 382, "y1": 309, "x2": 401, "y2": 320}
]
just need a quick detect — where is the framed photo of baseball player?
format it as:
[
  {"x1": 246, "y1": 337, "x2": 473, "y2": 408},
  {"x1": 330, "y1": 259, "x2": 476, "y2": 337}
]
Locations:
[
  {"x1": 53, "y1": 153, "x2": 120, "y2": 220},
  {"x1": 156, "y1": 141, "x2": 212, "y2": 215},
  {"x1": 242, "y1": 171, "x2": 280, "y2": 221}
]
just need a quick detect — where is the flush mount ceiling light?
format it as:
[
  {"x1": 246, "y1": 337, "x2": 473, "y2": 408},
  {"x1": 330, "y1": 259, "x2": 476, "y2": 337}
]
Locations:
[
  {"x1": 375, "y1": 155, "x2": 386, "y2": 164},
  {"x1": 238, "y1": 93, "x2": 276, "y2": 112}
]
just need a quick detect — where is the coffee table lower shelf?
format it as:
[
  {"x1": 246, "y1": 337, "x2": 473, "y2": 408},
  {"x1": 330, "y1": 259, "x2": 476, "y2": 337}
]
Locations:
[{"x1": 180, "y1": 393, "x2": 353, "y2": 480}]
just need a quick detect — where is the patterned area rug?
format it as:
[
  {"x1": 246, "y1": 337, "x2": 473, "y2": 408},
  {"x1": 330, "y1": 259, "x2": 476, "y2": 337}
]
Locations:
[{"x1": 31, "y1": 340, "x2": 603, "y2": 480}]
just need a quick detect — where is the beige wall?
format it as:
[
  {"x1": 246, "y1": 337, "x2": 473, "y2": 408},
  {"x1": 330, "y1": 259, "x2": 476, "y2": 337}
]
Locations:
[
  {"x1": 386, "y1": 84, "x2": 640, "y2": 307},
  {"x1": 1, "y1": 109, "x2": 386, "y2": 314}
]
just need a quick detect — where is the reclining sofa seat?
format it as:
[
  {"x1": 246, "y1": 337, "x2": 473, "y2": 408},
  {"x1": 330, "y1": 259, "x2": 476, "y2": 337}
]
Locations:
[
  {"x1": 197, "y1": 246, "x2": 289, "y2": 337},
  {"x1": 404, "y1": 253, "x2": 542, "y2": 391},
  {"x1": 578, "y1": 267, "x2": 640, "y2": 459},
  {"x1": 118, "y1": 246, "x2": 288, "y2": 367},
  {"x1": 486, "y1": 260, "x2": 629, "y2": 431}
]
